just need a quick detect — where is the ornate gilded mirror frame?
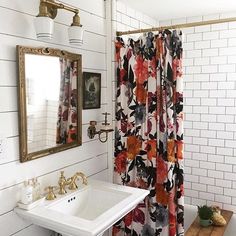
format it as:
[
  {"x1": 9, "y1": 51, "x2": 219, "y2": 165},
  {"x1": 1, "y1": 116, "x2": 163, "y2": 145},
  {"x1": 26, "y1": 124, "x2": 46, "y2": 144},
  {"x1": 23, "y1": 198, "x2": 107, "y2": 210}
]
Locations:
[{"x1": 17, "y1": 45, "x2": 82, "y2": 162}]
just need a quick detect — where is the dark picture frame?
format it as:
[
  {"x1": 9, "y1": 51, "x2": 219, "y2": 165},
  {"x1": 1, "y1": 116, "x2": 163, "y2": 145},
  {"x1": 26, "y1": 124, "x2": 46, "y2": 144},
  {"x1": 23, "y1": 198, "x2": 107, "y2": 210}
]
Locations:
[{"x1": 83, "y1": 72, "x2": 101, "y2": 109}]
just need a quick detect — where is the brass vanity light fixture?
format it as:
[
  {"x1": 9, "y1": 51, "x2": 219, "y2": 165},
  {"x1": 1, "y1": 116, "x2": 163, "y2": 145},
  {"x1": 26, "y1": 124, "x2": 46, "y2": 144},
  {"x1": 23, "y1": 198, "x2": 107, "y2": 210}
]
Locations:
[
  {"x1": 35, "y1": 0, "x2": 83, "y2": 45},
  {"x1": 88, "y1": 112, "x2": 114, "y2": 143}
]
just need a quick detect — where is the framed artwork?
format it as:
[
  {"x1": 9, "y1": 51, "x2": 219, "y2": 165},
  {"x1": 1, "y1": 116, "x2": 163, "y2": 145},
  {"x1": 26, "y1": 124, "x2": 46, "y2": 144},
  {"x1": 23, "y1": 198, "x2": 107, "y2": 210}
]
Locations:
[{"x1": 83, "y1": 72, "x2": 101, "y2": 109}]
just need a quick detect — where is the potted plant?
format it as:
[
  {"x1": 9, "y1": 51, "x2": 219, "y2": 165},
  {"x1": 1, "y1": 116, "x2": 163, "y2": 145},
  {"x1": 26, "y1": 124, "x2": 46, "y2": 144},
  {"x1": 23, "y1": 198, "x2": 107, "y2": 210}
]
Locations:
[{"x1": 197, "y1": 205, "x2": 213, "y2": 227}]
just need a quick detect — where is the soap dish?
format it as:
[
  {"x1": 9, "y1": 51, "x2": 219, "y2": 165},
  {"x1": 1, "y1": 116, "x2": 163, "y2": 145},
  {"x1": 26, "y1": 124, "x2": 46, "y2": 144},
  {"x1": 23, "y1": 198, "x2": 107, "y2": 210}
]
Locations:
[{"x1": 17, "y1": 197, "x2": 45, "y2": 210}]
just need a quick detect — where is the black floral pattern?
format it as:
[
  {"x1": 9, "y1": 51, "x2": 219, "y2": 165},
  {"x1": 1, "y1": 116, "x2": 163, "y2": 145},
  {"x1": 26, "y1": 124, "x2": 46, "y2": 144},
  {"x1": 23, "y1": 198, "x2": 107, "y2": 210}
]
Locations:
[{"x1": 113, "y1": 31, "x2": 184, "y2": 236}]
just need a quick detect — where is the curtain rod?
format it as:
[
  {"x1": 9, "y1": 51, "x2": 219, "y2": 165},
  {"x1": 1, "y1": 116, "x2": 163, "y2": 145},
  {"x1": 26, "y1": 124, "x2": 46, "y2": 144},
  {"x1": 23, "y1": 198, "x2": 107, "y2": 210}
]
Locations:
[{"x1": 116, "y1": 16, "x2": 236, "y2": 36}]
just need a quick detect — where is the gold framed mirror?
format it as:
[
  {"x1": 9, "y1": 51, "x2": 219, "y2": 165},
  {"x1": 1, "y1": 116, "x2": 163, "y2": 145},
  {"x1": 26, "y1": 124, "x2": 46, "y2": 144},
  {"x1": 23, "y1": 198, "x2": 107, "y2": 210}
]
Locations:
[{"x1": 17, "y1": 45, "x2": 82, "y2": 162}]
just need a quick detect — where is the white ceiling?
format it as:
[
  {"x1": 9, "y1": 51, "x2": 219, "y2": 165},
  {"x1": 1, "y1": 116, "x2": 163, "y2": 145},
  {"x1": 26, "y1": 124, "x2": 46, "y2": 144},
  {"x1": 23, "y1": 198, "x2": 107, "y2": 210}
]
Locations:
[{"x1": 119, "y1": 0, "x2": 236, "y2": 20}]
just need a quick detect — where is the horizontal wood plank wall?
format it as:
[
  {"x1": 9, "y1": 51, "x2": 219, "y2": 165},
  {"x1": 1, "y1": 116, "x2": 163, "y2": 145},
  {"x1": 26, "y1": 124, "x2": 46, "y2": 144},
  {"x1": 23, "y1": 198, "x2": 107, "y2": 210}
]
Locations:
[{"x1": 0, "y1": 0, "x2": 110, "y2": 235}]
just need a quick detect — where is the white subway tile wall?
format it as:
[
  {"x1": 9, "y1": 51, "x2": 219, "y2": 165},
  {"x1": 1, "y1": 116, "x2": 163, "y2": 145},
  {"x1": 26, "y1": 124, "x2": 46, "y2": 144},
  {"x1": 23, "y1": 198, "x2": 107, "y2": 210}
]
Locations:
[
  {"x1": 172, "y1": 14, "x2": 236, "y2": 212},
  {"x1": 115, "y1": 1, "x2": 159, "y2": 36}
]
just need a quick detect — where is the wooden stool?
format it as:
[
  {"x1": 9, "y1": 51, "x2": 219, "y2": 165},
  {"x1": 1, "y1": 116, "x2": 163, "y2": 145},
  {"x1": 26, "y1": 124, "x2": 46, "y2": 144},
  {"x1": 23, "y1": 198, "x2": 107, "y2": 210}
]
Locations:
[{"x1": 185, "y1": 209, "x2": 233, "y2": 236}]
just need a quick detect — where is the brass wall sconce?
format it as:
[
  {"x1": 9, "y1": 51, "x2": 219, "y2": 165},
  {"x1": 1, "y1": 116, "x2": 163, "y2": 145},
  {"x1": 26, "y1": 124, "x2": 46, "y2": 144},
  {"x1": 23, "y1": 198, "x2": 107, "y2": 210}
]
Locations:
[
  {"x1": 88, "y1": 113, "x2": 114, "y2": 143},
  {"x1": 35, "y1": 0, "x2": 83, "y2": 45}
]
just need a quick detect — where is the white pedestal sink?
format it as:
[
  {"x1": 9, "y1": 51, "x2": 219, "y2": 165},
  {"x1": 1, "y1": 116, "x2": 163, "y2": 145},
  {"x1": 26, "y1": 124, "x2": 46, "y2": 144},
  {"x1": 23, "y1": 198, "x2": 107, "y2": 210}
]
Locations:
[{"x1": 15, "y1": 180, "x2": 149, "y2": 236}]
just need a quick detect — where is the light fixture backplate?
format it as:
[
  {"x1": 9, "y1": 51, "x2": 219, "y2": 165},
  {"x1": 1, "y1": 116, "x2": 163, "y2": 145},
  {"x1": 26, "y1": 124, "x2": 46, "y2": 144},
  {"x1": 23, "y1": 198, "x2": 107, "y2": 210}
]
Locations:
[{"x1": 44, "y1": 0, "x2": 58, "y2": 19}]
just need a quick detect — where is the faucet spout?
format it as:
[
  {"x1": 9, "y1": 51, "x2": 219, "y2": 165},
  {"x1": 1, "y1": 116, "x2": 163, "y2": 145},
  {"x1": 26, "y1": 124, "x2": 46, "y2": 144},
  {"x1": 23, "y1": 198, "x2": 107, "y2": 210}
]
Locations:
[
  {"x1": 68, "y1": 172, "x2": 87, "y2": 190},
  {"x1": 76, "y1": 172, "x2": 88, "y2": 185}
]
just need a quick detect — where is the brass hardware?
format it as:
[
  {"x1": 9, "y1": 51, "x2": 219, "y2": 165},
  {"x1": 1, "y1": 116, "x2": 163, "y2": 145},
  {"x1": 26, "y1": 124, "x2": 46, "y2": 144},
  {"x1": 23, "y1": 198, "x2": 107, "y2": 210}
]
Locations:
[
  {"x1": 87, "y1": 113, "x2": 114, "y2": 143},
  {"x1": 37, "y1": 0, "x2": 79, "y2": 20},
  {"x1": 87, "y1": 121, "x2": 97, "y2": 139},
  {"x1": 45, "y1": 186, "x2": 57, "y2": 200},
  {"x1": 37, "y1": 0, "x2": 57, "y2": 19},
  {"x1": 17, "y1": 45, "x2": 82, "y2": 162},
  {"x1": 117, "y1": 17, "x2": 236, "y2": 36},
  {"x1": 102, "y1": 112, "x2": 110, "y2": 126},
  {"x1": 58, "y1": 171, "x2": 70, "y2": 195},
  {"x1": 71, "y1": 13, "x2": 81, "y2": 27},
  {"x1": 38, "y1": 3, "x2": 51, "y2": 17},
  {"x1": 68, "y1": 172, "x2": 88, "y2": 190},
  {"x1": 67, "y1": 177, "x2": 77, "y2": 190},
  {"x1": 35, "y1": 0, "x2": 83, "y2": 45}
]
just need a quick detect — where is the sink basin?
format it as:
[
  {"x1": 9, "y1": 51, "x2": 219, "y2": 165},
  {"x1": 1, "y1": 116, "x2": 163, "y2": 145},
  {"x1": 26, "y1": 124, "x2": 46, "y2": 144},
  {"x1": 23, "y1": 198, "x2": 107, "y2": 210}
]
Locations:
[
  {"x1": 49, "y1": 183, "x2": 131, "y2": 221},
  {"x1": 15, "y1": 179, "x2": 149, "y2": 236}
]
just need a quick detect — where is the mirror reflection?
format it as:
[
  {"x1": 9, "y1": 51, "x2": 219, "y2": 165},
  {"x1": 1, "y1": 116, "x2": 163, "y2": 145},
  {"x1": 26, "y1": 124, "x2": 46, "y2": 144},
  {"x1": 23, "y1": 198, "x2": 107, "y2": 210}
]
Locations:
[{"x1": 18, "y1": 46, "x2": 82, "y2": 162}]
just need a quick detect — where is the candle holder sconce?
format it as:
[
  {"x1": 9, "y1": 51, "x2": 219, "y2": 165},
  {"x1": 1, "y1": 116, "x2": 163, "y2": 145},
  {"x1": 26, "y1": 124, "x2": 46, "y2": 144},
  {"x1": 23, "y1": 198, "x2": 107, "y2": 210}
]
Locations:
[{"x1": 87, "y1": 112, "x2": 114, "y2": 143}]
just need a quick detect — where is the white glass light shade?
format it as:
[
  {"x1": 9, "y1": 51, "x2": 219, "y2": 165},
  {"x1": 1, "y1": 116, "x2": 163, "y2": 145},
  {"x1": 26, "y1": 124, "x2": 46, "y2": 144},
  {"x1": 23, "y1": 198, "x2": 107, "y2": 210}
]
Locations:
[
  {"x1": 34, "y1": 16, "x2": 54, "y2": 40},
  {"x1": 68, "y1": 25, "x2": 84, "y2": 46}
]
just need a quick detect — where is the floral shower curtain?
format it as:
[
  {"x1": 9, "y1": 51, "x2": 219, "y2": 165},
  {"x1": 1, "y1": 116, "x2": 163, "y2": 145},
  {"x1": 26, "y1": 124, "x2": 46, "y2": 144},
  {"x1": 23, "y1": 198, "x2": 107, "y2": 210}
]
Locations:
[
  {"x1": 56, "y1": 58, "x2": 78, "y2": 144},
  {"x1": 114, "y1": 30, "x2": 184, "y2": 236}
]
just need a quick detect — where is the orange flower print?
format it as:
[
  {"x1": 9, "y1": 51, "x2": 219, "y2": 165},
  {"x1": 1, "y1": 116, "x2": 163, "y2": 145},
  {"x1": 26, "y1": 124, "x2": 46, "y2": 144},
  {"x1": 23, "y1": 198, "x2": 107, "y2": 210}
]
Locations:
[
  {"x1": 127, "y1": 178, "x2": 148, "y2": 189},
  {"x1": 167, "y1": 118, "x2": 174, "y2": 133},
  {"x1": 169, "y1": 189, "x2": 176, "y2": 215},
  {"x1": 169, "y1": 213, "x2": 177, "y2": 236},
  {"x1": 172, "y1": 58, "x2": 182, "y2": 81},
  {"x1": 156, "y1": 156, "x2": 167, "y2": 184},
  {"x1": 133, "y1": 207, "x2": 145, "y2": 225},
  {"x1": 113, "y1": 32, "x2": 185, "y2": 234},
  {"x1": 127, "y1": 136, "x2": 142, "y2": 160},
  {"x1": 137, "y1": 178, "x2": 148, "y2": 189},
  {"x1": 124, "y1": 211, "x2": 133, "y2": 227},
  {"x1": 119, "y1": 68, "x2": 127, "y2": 85},
  {"x1": 155, "y1": 37, "x2": 163, "y2": 60},
  {"x1": 114, "y1": 151, "x2": 127, "y2": 174},
  {"x1": 134, "y1": 55, "x2": 149, "y2": 84},
  {"x1": 135, "y1": 83, "x2": 147, "y2": 104},
  {"x1": 112, "y1": 226, "x2": 120, "y2": 236},
  {"x1": 176, "y1": 140, "x2": 183, "y2": 160},
  {"x1": 145, "y1": 139, "x2": 156, "y2": 160},
  {"x1": 145, "y1": 118, "x2": 152, "y2": 136},
  {"x1": 156, "y1": 183, "x2": 168, "y2": 206},
  {"x1": 67, "y1": 126, "x2": 77, "y2": 143},
  {"x1": 149, "y1": 57, "x2": 157, "y2": 78},
  {"x1": 167, "y1": 139, "x2": 175, "y2": 163}
]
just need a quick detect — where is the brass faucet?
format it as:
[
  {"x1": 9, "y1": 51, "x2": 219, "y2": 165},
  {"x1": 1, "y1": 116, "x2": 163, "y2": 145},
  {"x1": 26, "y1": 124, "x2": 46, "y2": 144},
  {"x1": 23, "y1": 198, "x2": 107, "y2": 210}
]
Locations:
[
  {"x1": 45, "y1": 186, "x2": 57, "y2": 200},
  {"x1": 67, "y1": 172, "x2": 88, "y2": 190},
  {"x1": 58, "y1": 171, "x2": 71, "y2": 195}
]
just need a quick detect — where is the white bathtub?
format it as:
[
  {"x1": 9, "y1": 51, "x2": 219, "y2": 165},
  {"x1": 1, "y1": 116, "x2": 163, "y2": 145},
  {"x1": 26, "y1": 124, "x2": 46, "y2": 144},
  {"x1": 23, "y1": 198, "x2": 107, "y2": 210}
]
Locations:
[{"x1": 185, "y1": 204, "x2": 236, "y2": 236}]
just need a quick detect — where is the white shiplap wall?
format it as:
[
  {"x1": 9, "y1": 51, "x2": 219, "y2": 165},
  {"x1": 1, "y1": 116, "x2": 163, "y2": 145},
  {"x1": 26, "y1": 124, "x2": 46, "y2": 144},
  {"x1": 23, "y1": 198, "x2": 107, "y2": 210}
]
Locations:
[
  {"x1": 0, "y1": 0, "x2": 111, "y2": 235},
  {"x1": 160, "y1": 13, "x2": 236, "y2": 212}
]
